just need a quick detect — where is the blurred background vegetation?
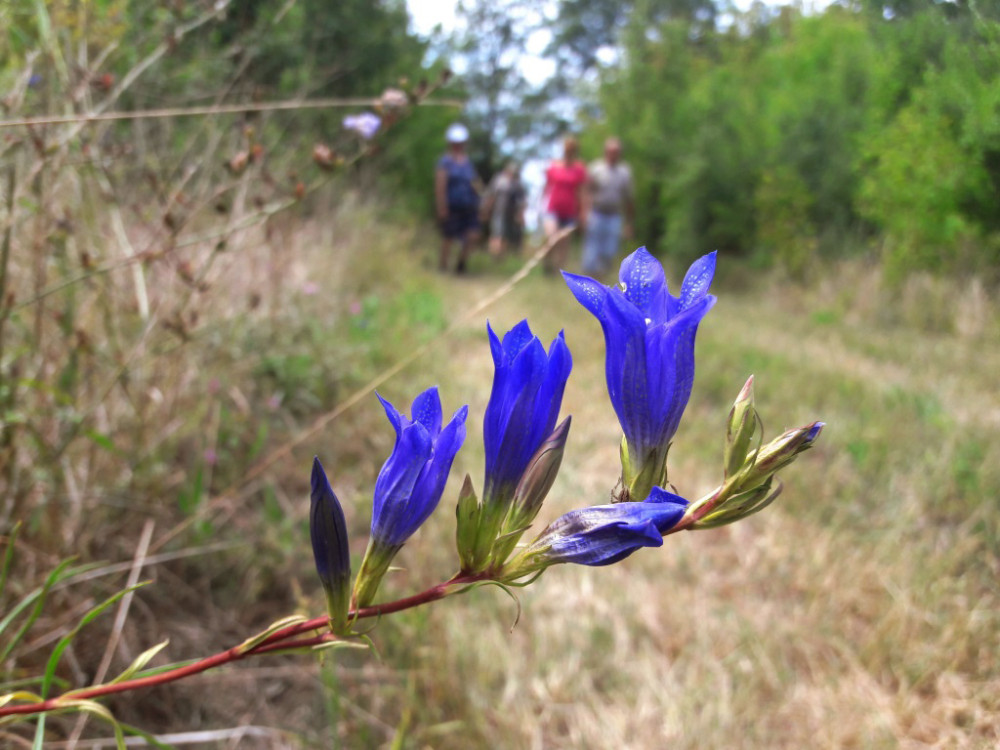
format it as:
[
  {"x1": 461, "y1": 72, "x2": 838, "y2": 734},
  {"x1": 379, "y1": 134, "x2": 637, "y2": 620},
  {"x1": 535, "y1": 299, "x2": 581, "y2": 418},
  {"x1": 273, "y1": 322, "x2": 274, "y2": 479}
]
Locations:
[{"x1": 1, "y1": 0, "x2": 998, "y2": 747}]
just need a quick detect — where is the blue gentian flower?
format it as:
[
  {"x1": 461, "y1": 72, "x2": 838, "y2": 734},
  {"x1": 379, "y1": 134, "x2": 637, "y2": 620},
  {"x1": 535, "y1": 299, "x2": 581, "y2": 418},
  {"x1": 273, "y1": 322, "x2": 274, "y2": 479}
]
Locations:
[
  {"x1": 371, "y1": 387, "x2": 468, "y2": 547},
  {"x1": 483, "y1": 320, "x2": 572, "y2": 502},
  {"x1": 354, "y1": 387, "x2": 467, "y2": 606},
  {"x1": 454, "y1": 320, "x2": 572, "y2": 571},
  {"x1": 563, "y1": 248, "x2": 716, "y2": 502},
  {"x1": 310, "y1": 457, "x2": 351, "y2": 633},
  {"x1": 504, "y1": 487, "x2": 688, "y2": 576}
]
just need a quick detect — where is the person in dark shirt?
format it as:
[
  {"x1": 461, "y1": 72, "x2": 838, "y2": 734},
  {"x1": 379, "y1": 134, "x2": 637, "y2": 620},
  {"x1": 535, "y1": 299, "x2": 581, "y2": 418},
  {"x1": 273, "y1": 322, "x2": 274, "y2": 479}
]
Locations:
[
  {"x1": 435, "y1": 123, "x2": 483, "y2": 274},
  {"x1": 481, "y1": 161, "x2": 526, "y2": 257}
]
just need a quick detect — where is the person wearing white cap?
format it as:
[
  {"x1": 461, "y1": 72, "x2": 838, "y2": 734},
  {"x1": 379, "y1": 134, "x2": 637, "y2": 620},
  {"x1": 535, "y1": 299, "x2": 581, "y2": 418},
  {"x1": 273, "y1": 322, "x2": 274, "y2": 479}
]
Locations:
[{"x1": 435, "y1": 123, "x2": 483, "y2": 273}]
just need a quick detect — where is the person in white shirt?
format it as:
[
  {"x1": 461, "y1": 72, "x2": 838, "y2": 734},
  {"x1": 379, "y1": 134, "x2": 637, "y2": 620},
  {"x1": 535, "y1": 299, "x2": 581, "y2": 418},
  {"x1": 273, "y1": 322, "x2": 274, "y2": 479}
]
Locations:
[{"x1": 582, "y1": 137, "x2": 635, "y2": 278}]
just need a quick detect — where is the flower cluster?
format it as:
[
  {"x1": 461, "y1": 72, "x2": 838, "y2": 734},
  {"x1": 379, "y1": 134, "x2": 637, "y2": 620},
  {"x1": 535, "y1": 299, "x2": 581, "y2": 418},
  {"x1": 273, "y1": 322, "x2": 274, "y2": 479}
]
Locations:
[{"x1": 309, "y1": 248, "x2": 823, "y2": 623}]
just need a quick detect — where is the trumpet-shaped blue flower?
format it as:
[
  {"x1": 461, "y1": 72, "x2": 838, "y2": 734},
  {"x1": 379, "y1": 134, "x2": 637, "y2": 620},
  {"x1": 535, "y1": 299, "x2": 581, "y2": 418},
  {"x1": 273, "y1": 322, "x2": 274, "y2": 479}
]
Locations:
[
  {"x1": 504, "y1": 487, "x2": 688, "y2": 576},
  {"x1": 354, "y1": 387, "x2": 467, "y2": 607},
  {"x1": 483, "y1": 320, "x2": 572, "y2": 501},
  {"x1": 455, "y1": 321, "x2": 572, "y2": 573},
  {"x1": 563, "y1": 248, "x2": 716, "y2": 501},
  {"x1": 371, "y1": 387, "x2": 468, "y2": 547},
  {"x1": 310, "y1": 457, "x2": 351, "y2": 633}
]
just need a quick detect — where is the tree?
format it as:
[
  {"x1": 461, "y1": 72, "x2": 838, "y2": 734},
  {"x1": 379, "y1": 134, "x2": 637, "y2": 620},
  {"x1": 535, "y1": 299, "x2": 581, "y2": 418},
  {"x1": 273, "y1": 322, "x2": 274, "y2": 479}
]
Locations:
[{"x1": 449, "y1": 0, "x2": 542, "y2": 179}]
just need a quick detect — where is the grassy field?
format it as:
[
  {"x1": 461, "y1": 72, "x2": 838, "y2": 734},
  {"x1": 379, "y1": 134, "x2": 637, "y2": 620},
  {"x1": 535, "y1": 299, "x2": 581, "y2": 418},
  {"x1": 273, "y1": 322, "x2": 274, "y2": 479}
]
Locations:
[{"x1": 2, "y1": 196, "x2": 999, "y2": 748}]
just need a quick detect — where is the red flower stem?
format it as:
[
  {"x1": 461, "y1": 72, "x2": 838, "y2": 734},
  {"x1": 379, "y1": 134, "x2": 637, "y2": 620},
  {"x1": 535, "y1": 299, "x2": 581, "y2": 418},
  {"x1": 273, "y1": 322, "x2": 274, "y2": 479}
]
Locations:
[
  {"x1": 667, "y1": 484, "x2": 727, "y2": 534},
  {"x1": 258, "y1": 573, "x2": 482, "y2": 644},
  {"x1": 0, "y1": 574, "x2": 485, "y2": 719}
]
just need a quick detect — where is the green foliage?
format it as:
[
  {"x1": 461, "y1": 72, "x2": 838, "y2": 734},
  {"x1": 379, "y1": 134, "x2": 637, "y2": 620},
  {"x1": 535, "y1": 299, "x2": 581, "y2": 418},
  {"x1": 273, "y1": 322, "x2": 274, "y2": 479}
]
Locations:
[
  {"x1": 860, "y1": 20, "x2": 1000, "y2": 278},
  {"x1": 589, "y1": 2, "x2": 1000, "y2": 278}
]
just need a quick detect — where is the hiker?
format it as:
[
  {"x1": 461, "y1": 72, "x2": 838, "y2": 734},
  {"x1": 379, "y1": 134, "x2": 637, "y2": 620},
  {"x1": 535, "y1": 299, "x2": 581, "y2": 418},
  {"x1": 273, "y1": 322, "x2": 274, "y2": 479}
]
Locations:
[
  {"x1": 435, "y1": 123, "x2": 483, "y2": 274},
  {"x1": 541, "y1": 136, "x2": 587, "y2": 273},
  {"x1": 582, "y1": 137, "x2": 635, "y2": 278},
  {"x1": 482, "y1": 161, "x2": 526, "y2": 257}
]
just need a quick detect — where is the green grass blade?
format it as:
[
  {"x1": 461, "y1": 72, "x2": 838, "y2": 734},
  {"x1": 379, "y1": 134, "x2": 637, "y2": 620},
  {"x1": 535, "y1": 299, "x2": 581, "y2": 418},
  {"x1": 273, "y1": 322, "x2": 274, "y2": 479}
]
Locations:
[
  {"x1": 0, "y1": 558, "x2": 76, "y2": 662},
  {"x1": 32, "y1": 712, "x2": 45, "y2": 750},
  {"x1": 0, "y1": 521, "x2": 22, "y2": 602},
  {"x1": 39, "y1": 582, "x2": 150, "y2": 700}
]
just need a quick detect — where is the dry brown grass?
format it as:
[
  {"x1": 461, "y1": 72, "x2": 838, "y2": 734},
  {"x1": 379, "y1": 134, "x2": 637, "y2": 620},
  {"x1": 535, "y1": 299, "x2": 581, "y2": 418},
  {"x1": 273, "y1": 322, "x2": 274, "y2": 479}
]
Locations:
[
  {"x1": 328, "y1": 249, "x2": 999, "y2": 749},
  {"x1": 3, "y1": 206, "x2": 998, "y2": 748}
]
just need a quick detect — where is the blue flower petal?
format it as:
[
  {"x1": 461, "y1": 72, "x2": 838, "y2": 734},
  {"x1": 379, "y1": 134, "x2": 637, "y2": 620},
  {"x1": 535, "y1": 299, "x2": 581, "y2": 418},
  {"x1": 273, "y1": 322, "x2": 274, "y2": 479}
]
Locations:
[
  {"x1": 483, "y1": 321, "x2": 572, "y2": 498},
  {"x1": 370, "y1": 389, "x2": 467, "y2": 547},
  {"x1": 410, "y1": 387, "x2": 443, "y2": 435},
  {"x1": 375, "y1": 391, "x2": 405, "y2": 436},
  {"x1": 310, "y1": 457, "x2": 351, "y2": 589},
  {"x1": 532, "y1": 491, "x2": 688, "y2": 567},
  {"x1": 562, "y1": 272, "x2": 610, "y2": 320},
  {"x1": 678, "y1": 251, "x2": 717, "y2": 310},
  {"x1": 619, "y1": 246, "x2": 666, "y2": 318}
]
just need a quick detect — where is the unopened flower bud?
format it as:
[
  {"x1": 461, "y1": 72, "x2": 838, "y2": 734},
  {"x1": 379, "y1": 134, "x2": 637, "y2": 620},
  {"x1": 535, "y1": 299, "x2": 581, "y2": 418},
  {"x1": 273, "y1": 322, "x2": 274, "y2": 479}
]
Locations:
[
  {"x1": 455, "y1": 474, "x2": 482, "y2": 573},
  {"x1": 738, "y1": 421, "x2": 824, "y2": 492},
  {"x1": 313, "y1": 143, "x2": 338, "y2": 170},
  {"x1": 379, "y1": 88, "x2": 408, "y2": 111},
  {"x1": 491, "y1": 417, "x2": 571, "y2": 567},
  {"x1": 725, "y1": 376, "x2": 757, "y2": 479},
  {"x1": 685, "y1": 420, "x2": 823, "y2": 529},
  {"x1": 310, "y1": 457, "x2": 352, "y2": 635}
]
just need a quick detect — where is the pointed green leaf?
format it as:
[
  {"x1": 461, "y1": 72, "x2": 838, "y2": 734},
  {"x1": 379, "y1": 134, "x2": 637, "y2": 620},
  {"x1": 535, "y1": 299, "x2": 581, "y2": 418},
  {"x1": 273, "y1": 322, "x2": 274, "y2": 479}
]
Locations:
[
  {"x1": 109, "y1": 640, "x2": 170, "y2": 684},
  {"x1": 235, "y1": 615, "x2": 308, "y2": 654}
]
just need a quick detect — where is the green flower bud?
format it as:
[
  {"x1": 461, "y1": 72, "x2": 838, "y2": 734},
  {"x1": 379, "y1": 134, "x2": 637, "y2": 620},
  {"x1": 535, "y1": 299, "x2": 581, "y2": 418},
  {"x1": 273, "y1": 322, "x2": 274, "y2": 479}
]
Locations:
[
  {"x1": 738, "y1": 422, "x2": 824, "y2": 492},
  {"x1": 491, "y1": 417, "x2": 571, "y2": 567},
  {"x1": 455, "y1": 475, "x2": 482, "y2": 573},
  {"x1": 725, "y1": 376, "x2": 758, "y2": 480}
]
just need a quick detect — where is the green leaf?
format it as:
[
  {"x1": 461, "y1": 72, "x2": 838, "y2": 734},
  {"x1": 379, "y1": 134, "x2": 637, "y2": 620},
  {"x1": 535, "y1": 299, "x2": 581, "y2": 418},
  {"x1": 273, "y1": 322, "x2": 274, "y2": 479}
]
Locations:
[
  {"x1": 83, "y1": 429, "x2": 119, "y2": 455},
  {"x1": 0, "y1": 521, "x2": 21, "y2": 601},
  {"x1": 39, "y1": 582, "x2": 150, "y2": 701},
  {"x1": 0, "y1": 690, "x2": 43, "y2": 709},
  {"x1": 108, "y1": 640, "x2": 170, "y2": 684},
  {"x1": 56, "y1": 700, "x2": 126, "y2": 749},
  {"x1": 0, "y1": 558, "x2": 76, "y2": 662},
  {"x1": 235, "y1": 615, "x2": 308, "y2": 654}
]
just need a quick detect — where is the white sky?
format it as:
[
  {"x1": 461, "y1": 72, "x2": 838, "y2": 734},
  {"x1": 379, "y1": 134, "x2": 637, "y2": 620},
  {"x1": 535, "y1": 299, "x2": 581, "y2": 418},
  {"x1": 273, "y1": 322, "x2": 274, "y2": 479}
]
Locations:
[{"x1": 407, "y1": 0, "x2": 837, "y2": 39}]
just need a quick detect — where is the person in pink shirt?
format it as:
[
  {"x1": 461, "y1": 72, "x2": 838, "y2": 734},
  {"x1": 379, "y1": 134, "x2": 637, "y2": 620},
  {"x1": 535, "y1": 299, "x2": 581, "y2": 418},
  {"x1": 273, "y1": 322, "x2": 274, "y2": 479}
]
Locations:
[{"x1": 542, "y1": 136, "x2": 587, "y2": 273}]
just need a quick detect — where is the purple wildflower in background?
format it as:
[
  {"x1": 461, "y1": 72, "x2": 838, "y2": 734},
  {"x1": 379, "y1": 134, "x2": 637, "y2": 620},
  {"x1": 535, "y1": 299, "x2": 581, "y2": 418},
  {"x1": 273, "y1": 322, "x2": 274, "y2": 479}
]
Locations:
[
  {"x1": 371, "y1": 387, "x2": 468, "y2": 547},
  {"x1": 483, "y1": 320, "x2": 572, "y2": 501},
  {"x1": 310, "y1": 457, "x2": 351, "y2": 632},
  {"x1": 342, "y1": 112, "x2": 381, "y2": 140},
  {"x1": 507, "y1": 487, "x2": 688, "y2": 574},
  {"x1": 563, "y1": 249, "x2": 716, "y2": 502}
]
